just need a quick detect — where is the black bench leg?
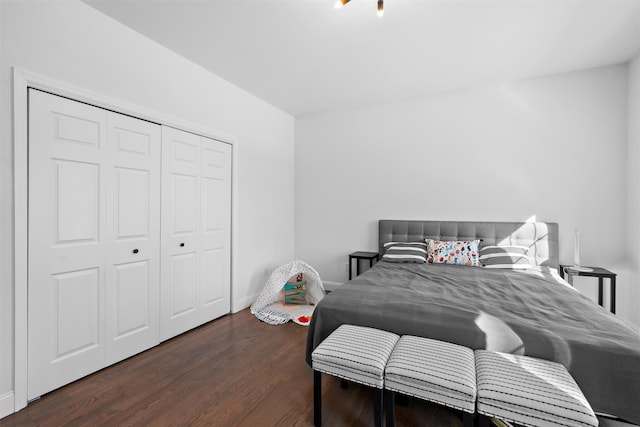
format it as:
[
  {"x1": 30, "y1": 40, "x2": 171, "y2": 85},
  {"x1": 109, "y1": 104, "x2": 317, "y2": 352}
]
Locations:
[
  {"x1": 373, "y1": 388, "x2": 383, "y2": 427},
  {"x1": 340, "y1": 378, "x2": 348, "y2": 389},
  {"x1": 479, "y1": 415, "x2": 490, "y2": 427},
  {"x1": 395, "y1": 393, "x2": 409, "y2": 406},
  {"x1": 462, "y1": 411, "x2": 474, "y2": 427},
  {"x1": 314, "y1": 370, "x2": 322, "y2": 427},
  {"x1": 385, "y1": 390, "x2": 395, "y2": 427}
]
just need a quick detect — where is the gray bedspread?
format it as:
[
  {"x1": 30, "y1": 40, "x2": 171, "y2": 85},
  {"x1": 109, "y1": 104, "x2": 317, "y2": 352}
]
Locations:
[{"x1": 305, "y1": 262, "x2": 640, "y2": 423}]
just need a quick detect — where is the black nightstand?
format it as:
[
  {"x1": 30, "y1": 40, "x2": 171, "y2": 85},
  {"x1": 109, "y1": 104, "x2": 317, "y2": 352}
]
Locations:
[
  {"x1": 348, "y1": 251, "x2": 379, "y2": 280},
  {"x1": 559, "y1": 265, "x2": 617, "y2": 313}
]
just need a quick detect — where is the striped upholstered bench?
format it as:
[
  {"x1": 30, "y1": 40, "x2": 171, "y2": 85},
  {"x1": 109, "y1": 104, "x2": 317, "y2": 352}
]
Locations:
[
  {"x1": 311, "y1": 324, "x2": 399, "y2": 427},
  {"x1": 384, "y1": 335, "x2": 477, "y2": 427},
  {"x1": 475, "y1": 350, "x2": 599, "y2": 427}
]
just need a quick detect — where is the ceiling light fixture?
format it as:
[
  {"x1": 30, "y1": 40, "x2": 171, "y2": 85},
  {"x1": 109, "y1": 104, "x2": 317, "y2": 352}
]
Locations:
[{"x1": 335, "y1": 0, "x2": 384, "y2": 17}]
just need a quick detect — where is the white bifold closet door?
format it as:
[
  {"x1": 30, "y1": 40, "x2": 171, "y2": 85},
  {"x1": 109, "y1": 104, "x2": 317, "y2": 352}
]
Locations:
[
  {"x1": 160, "y1": 126, "x2": 231, "y2": 341},
  {"x1": 28, "y1": 90, "x2": 161, "y2": 399}
]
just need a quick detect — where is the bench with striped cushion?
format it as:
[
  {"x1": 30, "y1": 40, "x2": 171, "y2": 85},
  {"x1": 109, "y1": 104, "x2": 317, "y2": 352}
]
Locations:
[
  {"x1": 384, "y1": 335, "x2": 477, "y2": 427},
  {"x1": 311, "y1": 324, "x2": 399, "y2": 427},
  {"x1": 475, "y1": 350, "x2": 598, "y2": 427}
]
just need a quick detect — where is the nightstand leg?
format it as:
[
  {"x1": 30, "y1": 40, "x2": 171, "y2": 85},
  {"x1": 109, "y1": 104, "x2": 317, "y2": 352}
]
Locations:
[
  {"x1": 611, "y1": 276, "x2": 616, "y2": 314},
  {"x1": 598, "y1": 277, "x2": 603, "y2": 307},
  {"x1": 349, "y1": 257, "x2": 353, "y2": 281}
]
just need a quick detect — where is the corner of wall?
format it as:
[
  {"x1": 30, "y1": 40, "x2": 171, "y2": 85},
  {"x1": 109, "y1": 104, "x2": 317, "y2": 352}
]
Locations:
[
  {"x1": 627, "y1": 53, "x2": 640, "y2": 330},
  {"x1": 231, "y1": 291, "x2": 260, "y2": 313}
]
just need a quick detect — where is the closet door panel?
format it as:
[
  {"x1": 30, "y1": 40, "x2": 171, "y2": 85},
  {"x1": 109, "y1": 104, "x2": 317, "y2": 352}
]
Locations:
[
  {"x1": 200, "y1": 138, "x2": 231, "y2": 322},
  {"x1": 28, "y1": 90, "x2": 107, "y2": 399},
  {"x1": 114, "y1": 168, "x2": 149, "y2": 238},
  {"x1": 202, "y1": 248, "x2": 225, "y2": 306},
  {"x1": 55, "y1": 161, "x2": 100, "y2": 244},
  {"x1": 171, "y1": 252, "x2": 198, "y2": 315},
  {"x1": 173, "y1": 174, "x2": 199, "y2": 236},
  {"x1": 113, "y1": 261, "x2": 151, "y2": 336},
  {"x1": 52, "y1": 268, "x2": 101, "y2": 355},
  {"x1": 105, "y1": 112, "x2": 161, "y2": 364},
  {"x1": 161, "y1": 127, "x2": 201, "y2": 340}
]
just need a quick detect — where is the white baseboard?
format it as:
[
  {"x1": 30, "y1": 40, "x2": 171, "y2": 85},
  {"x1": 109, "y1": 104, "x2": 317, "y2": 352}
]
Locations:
[
  {"x1": 231, "y1": 291, "x2": 260, "y2": 313},
  {"x1": 0, "y1": 391, "x2": 15, "y2": 419},
  {"x1": 322, "y1": 280, "x2": 343, "y2": 291}
]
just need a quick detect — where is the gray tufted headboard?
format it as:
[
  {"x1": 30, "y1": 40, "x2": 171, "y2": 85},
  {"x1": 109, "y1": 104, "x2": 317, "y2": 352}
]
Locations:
[{"x1": 379, "y1": 220, "x2": 559, "y2": 269}]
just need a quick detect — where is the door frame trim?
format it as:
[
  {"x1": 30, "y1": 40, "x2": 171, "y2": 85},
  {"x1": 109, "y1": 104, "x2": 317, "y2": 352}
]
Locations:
[{"x1": 13, "y1": 67, "x2": 238, "y2": 413}]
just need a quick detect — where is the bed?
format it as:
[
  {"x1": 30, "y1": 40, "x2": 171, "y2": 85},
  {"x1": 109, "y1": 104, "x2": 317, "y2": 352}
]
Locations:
[{"x1": 306, "y1": 220, "x2": 640, "y2": 424}]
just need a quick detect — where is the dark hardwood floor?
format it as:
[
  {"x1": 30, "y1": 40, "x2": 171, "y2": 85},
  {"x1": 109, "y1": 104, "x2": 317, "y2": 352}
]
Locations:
[{"x1": 1, "y1": 309, "x2": 463, "y2": 426}]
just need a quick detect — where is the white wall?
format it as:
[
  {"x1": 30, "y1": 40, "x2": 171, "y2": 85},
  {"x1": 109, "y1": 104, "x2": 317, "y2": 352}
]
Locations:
[
  {"x1": 0, "y1": 0, "x2": 294, "y2": 414},
  {"x1": 627, "y1": 53, "x2": 640, "y2": 330},
  {"x1": 296, "y1": 65, "x2": 632, "y2": 320},
  {"x1": 0, "y1": 0, "x2": 9, "y2": 417}
]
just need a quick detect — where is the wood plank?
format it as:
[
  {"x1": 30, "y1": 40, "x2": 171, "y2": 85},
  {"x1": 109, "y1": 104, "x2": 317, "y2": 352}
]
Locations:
[{"x1": 1, "y1": 309, "x2": 463, "y2": 426}]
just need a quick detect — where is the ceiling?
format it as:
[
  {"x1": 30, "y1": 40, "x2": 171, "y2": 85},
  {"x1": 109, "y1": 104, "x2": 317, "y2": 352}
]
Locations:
[{"x1": 86, "y1": 0, "x2": 640, "y2": 116}]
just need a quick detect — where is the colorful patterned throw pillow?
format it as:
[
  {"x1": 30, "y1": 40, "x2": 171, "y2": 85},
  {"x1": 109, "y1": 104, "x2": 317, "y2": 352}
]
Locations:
[{"x1": 426, "y1": 239, "x2": 481, "y2": 266}]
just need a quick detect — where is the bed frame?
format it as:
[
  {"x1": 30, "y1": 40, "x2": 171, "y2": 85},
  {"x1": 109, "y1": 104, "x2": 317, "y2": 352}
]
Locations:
[
  {"x1": 379, "y1": 220, "x2": 559, "y2": 269},
  {"x1": 308, "y1": 220, "x2": 640, "y2": 423}
]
